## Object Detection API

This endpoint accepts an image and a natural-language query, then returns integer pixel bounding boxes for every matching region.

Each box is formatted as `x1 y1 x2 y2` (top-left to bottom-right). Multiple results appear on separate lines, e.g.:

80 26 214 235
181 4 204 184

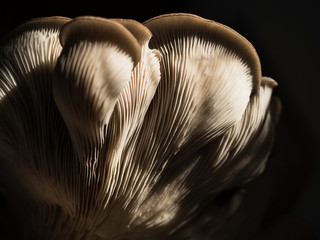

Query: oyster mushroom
0 13 279 240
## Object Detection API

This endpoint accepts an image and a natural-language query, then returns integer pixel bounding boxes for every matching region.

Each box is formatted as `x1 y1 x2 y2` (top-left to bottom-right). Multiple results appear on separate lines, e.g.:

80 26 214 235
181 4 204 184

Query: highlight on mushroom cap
0 13 279 239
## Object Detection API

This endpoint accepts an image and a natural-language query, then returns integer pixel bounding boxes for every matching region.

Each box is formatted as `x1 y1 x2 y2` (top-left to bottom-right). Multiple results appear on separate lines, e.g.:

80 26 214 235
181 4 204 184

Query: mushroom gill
0 13 279 240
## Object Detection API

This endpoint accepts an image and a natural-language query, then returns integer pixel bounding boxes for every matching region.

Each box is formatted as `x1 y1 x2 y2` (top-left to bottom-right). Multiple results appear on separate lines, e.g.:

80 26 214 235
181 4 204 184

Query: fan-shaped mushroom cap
53 17 142 155
139 13 264 168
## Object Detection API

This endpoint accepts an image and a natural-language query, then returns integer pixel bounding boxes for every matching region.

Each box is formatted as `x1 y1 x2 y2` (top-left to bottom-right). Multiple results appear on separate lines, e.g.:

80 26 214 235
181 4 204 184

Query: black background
1 0 319 237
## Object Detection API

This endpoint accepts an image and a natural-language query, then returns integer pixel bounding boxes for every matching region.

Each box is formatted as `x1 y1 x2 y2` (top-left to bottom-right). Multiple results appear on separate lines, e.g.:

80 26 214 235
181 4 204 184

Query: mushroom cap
53 16 146 157
60 16 141 66
144 13 262 93
140 13 259 158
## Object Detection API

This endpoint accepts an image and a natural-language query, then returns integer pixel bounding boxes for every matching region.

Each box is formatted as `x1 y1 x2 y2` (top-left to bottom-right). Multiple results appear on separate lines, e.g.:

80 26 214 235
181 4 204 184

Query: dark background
1 0 319 238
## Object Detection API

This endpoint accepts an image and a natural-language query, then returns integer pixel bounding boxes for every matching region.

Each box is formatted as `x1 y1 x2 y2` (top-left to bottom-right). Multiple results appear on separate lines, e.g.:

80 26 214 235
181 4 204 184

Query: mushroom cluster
0 13 280 239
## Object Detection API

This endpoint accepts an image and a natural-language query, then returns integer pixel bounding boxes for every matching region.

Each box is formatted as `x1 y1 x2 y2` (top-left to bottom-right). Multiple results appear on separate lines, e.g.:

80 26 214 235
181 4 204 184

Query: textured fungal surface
0 13 280 240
